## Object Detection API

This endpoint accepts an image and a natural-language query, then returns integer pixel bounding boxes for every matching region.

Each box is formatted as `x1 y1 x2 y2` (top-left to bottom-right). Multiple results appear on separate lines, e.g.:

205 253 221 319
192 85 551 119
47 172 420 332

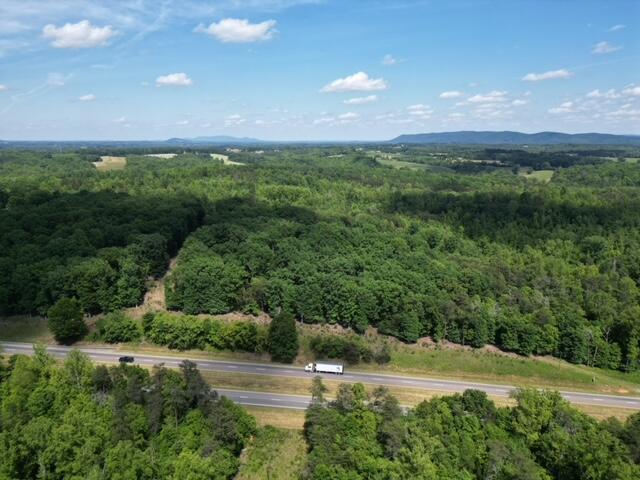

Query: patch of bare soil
199 311 272 325
125 257 177 319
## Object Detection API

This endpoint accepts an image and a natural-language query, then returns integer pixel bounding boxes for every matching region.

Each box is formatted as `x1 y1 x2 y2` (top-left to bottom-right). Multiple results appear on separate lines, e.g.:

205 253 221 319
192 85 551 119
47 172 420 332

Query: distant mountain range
2 131 640 149
389 131 640 145
166 135 265 144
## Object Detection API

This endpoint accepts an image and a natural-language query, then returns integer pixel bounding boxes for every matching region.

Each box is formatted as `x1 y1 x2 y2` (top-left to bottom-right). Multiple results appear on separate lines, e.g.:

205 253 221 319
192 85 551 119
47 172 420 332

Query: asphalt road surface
2 341 640 410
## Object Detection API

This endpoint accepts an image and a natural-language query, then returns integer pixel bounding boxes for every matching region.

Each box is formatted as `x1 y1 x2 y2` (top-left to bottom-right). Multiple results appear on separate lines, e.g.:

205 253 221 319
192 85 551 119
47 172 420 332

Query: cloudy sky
0 0 639 141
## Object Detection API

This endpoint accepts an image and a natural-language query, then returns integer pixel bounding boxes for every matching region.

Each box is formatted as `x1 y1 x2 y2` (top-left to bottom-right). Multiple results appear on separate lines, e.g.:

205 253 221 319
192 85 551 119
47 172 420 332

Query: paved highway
2 341 640 410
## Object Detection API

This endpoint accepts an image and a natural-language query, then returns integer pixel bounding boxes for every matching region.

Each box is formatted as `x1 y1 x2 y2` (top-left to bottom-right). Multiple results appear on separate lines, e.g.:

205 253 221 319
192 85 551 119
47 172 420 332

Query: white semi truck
304 362 344 375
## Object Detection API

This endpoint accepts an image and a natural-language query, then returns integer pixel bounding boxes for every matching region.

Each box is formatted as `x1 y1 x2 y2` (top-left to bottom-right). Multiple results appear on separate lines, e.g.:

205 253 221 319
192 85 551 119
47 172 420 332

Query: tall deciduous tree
267 311 299 363
47 297 87 344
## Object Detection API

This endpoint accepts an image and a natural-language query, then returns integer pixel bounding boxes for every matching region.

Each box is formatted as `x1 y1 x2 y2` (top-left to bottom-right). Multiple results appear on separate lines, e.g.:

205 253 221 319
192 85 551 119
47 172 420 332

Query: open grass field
519 169 554 182
236 426 307 479
92 156 127 171
210 153 245 165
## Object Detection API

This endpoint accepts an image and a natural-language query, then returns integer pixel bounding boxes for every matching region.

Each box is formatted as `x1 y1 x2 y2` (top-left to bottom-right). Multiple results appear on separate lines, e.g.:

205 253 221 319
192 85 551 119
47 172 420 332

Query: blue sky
0 0 639 141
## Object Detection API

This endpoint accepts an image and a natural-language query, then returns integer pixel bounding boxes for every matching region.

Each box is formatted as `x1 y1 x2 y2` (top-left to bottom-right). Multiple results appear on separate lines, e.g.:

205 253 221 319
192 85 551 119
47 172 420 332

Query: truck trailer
304 362 344 374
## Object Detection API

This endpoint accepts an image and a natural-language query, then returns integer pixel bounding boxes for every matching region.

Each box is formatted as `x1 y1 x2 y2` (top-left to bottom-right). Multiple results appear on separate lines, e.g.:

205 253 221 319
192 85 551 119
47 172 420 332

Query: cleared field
92 155 127 171
519 169 554 182
144 153 177 159
210 153 245 165
236 426 307 479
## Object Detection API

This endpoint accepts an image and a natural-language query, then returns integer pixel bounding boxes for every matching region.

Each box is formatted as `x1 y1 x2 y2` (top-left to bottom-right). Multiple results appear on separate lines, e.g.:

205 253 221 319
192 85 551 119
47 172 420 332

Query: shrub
309 335 373 364
99 311 142 343
146 312 262 353
147 312 208 350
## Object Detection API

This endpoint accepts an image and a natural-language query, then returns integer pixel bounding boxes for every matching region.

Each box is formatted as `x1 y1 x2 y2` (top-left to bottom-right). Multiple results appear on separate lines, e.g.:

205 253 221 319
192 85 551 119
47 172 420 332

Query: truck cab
304 363 314 372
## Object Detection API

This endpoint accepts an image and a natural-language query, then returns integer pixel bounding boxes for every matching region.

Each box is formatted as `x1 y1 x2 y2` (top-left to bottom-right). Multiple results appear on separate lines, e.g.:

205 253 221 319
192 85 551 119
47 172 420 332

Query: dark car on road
118 356 134 363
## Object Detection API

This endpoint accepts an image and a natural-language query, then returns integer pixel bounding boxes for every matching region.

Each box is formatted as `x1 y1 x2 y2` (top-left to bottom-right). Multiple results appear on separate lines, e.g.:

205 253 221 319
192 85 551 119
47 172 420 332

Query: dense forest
304 380 640 479
2 146 640 371
0 348 256 479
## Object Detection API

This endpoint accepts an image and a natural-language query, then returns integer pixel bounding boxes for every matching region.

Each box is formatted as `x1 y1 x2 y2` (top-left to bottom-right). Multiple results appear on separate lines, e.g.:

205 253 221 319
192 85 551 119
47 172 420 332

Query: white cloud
439 90 463 99
338 112 359 120
407 104 433 118
156 72 192 87
196 18 276 43
313 112 360 126
592 41 621 54
113 116 126 123
522 69 572 82
313 116 334 125
622 85 640 97
382 54 397 66
467 90 507 103
344 94 378 105
0 84 7 91
608 24 626 32
176 120 189 126
586 88 620 99
511 99 528 106
549 101 574 114
78 93 96 101
225 114 246 126
42 20 115 48
321 72 387 93
448 112 465 118
47 73 69 86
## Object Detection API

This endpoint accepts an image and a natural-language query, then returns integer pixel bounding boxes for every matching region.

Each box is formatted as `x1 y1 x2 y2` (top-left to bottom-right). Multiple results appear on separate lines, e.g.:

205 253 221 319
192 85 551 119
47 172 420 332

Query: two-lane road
2 341 640 410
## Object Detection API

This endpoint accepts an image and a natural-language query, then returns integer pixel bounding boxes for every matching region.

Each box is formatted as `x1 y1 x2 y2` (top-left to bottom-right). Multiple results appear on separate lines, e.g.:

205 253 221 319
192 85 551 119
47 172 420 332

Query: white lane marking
228 365 238 369
257 368 266 371
269 398 282 402
401 380 417 384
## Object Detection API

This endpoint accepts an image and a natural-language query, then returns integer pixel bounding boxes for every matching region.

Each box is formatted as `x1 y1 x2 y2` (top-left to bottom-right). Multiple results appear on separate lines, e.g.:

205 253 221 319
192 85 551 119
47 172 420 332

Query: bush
373 343 391 365
99 311 142 343
309 335 373 364
48 297 87 344
267 311 299 363
147 312 262 352
147 313 208 350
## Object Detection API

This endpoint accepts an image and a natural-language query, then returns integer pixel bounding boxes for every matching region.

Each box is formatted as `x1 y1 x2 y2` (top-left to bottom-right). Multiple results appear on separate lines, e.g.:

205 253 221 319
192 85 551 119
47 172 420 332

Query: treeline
0 348 256 479
303 381 640 479
476 148 611 170
0 190 203 315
